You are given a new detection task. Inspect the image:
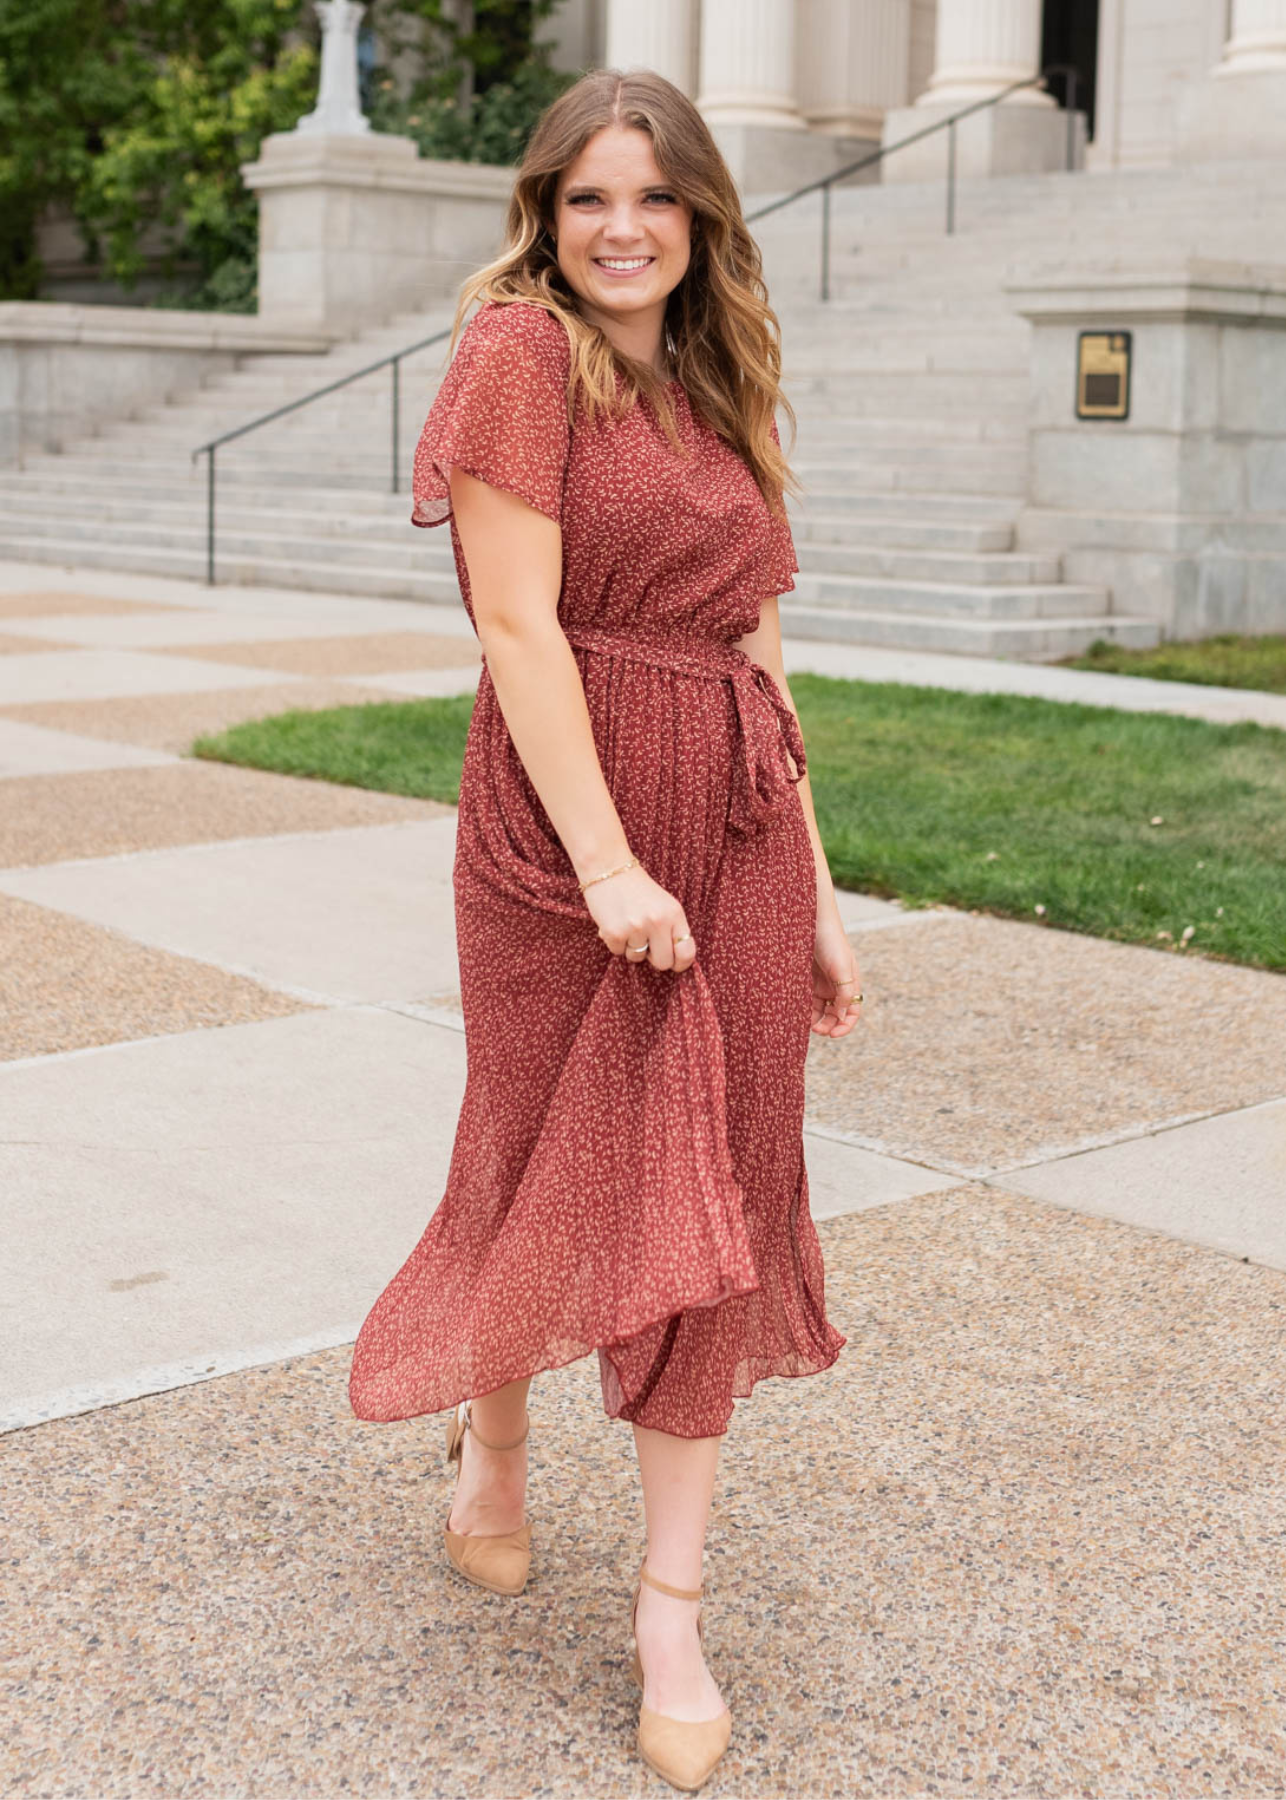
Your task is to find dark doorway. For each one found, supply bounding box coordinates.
[1042,0,1099,140]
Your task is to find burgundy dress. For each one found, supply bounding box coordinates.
[348,299,845,1439]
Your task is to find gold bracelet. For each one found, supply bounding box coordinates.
[577,854,637,893]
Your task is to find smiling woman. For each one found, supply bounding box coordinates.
[345,66,858,1795]
[554,141,693,368]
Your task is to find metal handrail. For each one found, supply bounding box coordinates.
[743,62,1082,300]
[192,62,1082,583]
[191,326,452,583]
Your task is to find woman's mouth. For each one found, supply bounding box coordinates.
[592,256,656,279]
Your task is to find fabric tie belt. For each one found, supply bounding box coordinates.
[559,621,807,838]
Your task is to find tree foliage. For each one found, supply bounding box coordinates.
[0,0,577,309]
[366,0,580,166]
[0,0,318,306]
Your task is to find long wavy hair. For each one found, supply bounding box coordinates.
[446,67,799,517]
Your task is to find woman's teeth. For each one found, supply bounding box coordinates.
[595,257,654,271]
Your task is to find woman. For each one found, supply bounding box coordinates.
[349,66,862,1794]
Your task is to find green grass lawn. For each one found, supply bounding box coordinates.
[194,676,1286,973]
[1058,632,1286,693]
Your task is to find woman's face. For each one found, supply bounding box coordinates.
[552,126,693,336]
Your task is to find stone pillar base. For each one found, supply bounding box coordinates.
[708,123,879,196]
[879,100,1084,182]
[242,131,515,334]
[1005,261,1286,640]
[1174,70,1286,162]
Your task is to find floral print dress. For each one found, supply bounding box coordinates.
[348,299,845,1438]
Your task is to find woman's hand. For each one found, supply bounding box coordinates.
[582,862,697,973]
[811,899,862,1037]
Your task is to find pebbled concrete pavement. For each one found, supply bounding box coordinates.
[1,561,1283,1799]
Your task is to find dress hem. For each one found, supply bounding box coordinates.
[347,1296,846,1436]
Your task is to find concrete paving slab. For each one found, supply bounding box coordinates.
[803,1124,963,1216]
[0,892,308,1062]
[9,611,439,650]
[0,763,441,869]
[806,912,1286,1175]
[0,560,476,639]
[3,1185,1284,1797]
[1001,1096,1286,1272]
[0,1008,465,1427]
[0,631,64,655]
[346,665,484,699]
[782,635,1286,731]
[0,648,297,706]
[0,680,405,753]
[155,630,483,676]
[0,717,175,778]
[0,591,184,619]
[833,887,958,932]
[0,818,461,1001]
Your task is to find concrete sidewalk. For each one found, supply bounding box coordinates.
[2,562,1284,1799]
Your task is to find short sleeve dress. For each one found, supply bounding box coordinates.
[348,299,845,1439]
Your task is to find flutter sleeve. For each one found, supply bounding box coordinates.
[411,302,572,530]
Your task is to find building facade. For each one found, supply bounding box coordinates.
[544,0,1286,187]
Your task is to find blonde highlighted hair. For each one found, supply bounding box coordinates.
[444,66,799,517]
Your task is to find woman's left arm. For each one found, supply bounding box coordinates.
[732,598,863,1039]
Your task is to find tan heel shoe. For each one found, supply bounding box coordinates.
[442,1399,531,1596]
[630,1560,732,1793]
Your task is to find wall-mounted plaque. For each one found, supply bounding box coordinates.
[1076,330,1131,420]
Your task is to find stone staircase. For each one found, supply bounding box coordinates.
[3,156,1284,659]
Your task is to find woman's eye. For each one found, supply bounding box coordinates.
[566,192,678,206]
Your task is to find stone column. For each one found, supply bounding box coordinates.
[799,0,911,145]
[1215,0,1286,73]
[881,0,1084,179]
[605,0,697,94]
[919,0,1052,105]
[696,0,867,192]
[697,0,803,128]
[1177,0,1286,157]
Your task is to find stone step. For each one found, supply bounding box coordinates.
[0,487,416,533]
[789,512,1014,552]
[0,511,448,574]
[790,571,1107,620]
[777,601,1162,662]
[5,459,1023,525]
[793,488,1020,522]
[0,533,462,603]
[791,458,1025,498]
[28,437,1030,502]
[786,413,1022,445]
[0,504,1053,594]
[0,530,1138,659]
[0,464,403,506]
[0,484,1023,561]
[801,541,1059,584]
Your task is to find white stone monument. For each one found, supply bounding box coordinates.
[295,0,371,137]
[242,0,513,332]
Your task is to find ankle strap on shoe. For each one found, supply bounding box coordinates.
[465,1403,529,1453]
[639,1561,703,1602]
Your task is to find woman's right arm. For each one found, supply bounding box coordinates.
[449,466,697,973]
